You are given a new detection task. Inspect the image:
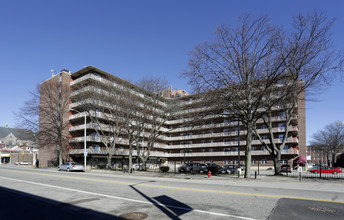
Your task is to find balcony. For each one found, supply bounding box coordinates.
[68,148,165,157]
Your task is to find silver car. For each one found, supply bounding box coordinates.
[57,162,85,172]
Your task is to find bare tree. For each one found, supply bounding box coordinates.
[311,121,344,166]
[14,84,40,146]
[253,12,342,175]
[16,73,71,166]
[77,79,136,169]
[40,77,71,165]
[134,77,178,171]
[183,14,283,178]
[183,12,342,177]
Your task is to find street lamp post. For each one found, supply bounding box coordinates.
[70,108,87,171]
[237,118,240,168]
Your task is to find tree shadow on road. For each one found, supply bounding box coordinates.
[129,184,193,220]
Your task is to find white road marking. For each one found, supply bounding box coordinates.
[0,175,259,220]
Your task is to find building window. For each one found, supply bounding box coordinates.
[261,159,267,164]
[224,160,230,165]
[94,109,100,117]
[252,159,256,164]
[279,123,286,131]
[261,124,267,129]
[279,112,286,120]
[224,148,231,153]
[252,147,256,151]
[224,129,230,135]
[92,132,99,141]
[224,139,230,144]
[209,148,213,152]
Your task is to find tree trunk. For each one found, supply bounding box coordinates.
[58,144,63,166]
[273,151,281,175]
[128,148,133,173]
[244,122,253,178]
[106,154,112,169]
[332,152,336,166]
[141,157,147,171]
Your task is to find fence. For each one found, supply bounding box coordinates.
[256,165,344,179]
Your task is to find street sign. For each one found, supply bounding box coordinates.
[84,152,88,157]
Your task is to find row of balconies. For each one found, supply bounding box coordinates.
[69,134,299,149]
[162,127,298,141]
[70,74,300,128]
[69,148,161,157]
[68,116,298,141]
[68,107,297,134]
[162,137,299,149]
[68,147,299,157]
[70,73,167,107]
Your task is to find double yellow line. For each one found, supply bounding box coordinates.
[1,168,343,204]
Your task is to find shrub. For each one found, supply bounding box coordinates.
[97,163,106,169]
[159,166,169,172]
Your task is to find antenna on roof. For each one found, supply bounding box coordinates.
[51,70,55,77]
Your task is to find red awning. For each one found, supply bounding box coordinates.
[296,156,307,164]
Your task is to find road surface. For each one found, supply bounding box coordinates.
[0,165,343,219]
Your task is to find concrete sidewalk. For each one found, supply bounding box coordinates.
[85,168,344,193]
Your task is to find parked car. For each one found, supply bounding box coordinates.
[280,164,291,172]
[221,165,242,174]
[198,163,209,173]
[178,163,193,173]
[57,162,85,172]
[309,166,342,174]
[15,161,32,165]
[207,163,222,174]
[178,163,208,173]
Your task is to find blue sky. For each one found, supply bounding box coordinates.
[0,0,343,145]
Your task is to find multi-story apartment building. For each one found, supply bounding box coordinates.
[306,145,328,165]
[39,66,306,168]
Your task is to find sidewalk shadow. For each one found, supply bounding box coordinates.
[0,186,120,220]
[130,184,193,220]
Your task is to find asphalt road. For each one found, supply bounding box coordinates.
[0,165,343,220]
